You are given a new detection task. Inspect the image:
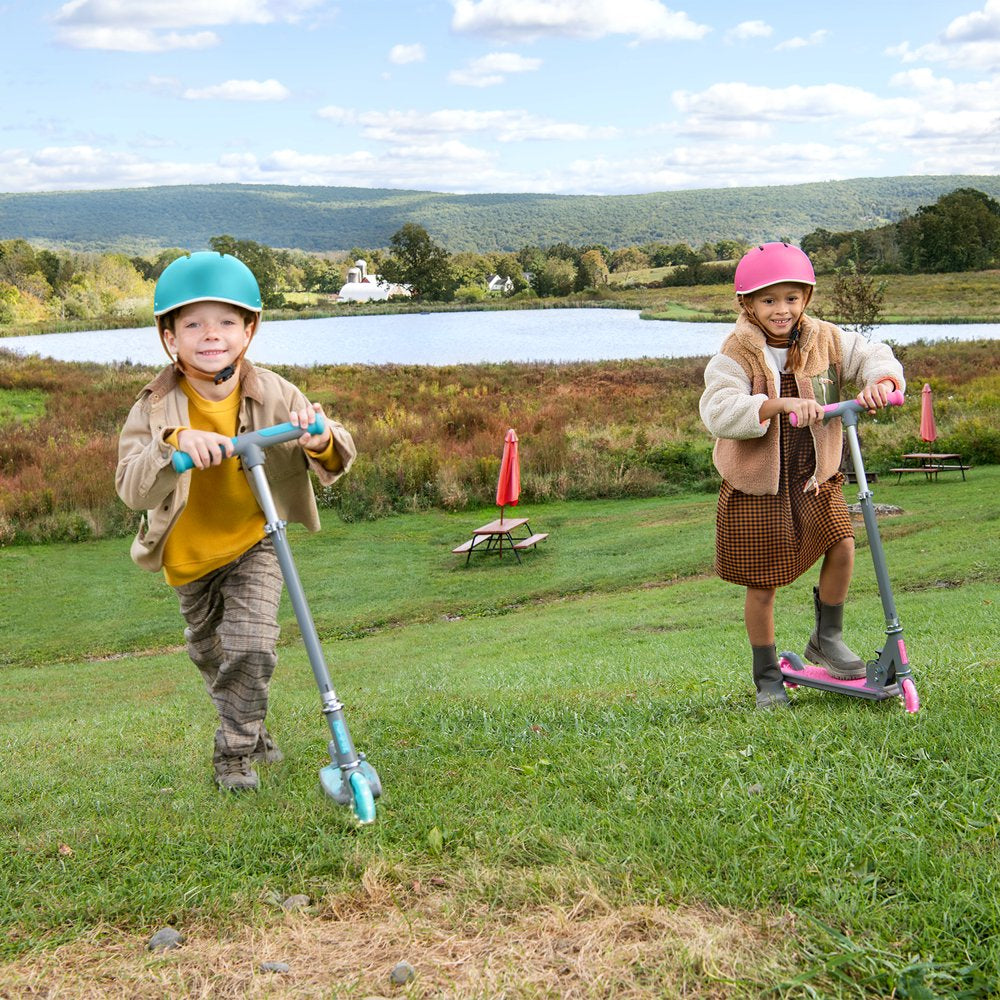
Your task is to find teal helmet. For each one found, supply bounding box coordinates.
[154,251,262,321]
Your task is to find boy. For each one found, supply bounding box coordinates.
[116,251,356,790]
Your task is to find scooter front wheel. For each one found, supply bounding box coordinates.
[350,770,376,824]
[901,677,920,714]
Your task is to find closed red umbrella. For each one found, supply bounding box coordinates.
[495,428,520,523]
[920,383,937,444]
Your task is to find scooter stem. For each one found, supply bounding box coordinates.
[243,449,363,774]
[841,413,900,630]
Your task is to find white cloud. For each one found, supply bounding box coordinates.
[774,29,828,51]
[724,20,771,44]
[672,118,774,141]
[389,43,426,64]
[229,142,501,190]
[673,81,889,125]
[317,105,355,124]
[553,140,875,194]
[182,79,292,100]
[4,127,995,196]
[52,0,326,49]
[317,106,617,143]
[53,0,321,26]
[450,0,710,43]
[448,52,542,87]
[887,67,1000,109]
[888,0,1000,68]
[888,67,941,92]
[943,0,1000,42]
[55,26,219,51]
[0,144,208,191]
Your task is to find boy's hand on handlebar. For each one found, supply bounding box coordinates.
[176,429,234,469]
[291,402,332,452]
[785,397,825,427]
[856,381,894,414]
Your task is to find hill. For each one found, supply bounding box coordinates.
[3,175,1000,255]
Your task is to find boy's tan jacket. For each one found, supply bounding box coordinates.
[699,312,904,496]
[116,362,356,572]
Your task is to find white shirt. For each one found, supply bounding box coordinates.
[765,344,789,374]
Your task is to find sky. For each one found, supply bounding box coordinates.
[2,0,999,196]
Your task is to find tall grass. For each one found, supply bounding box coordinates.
[2,339,1000,545]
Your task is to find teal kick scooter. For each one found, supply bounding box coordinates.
[173,415,382,822]
[780,390,920,713]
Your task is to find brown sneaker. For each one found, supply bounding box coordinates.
[251,728,284,765]
[214,754,259,792]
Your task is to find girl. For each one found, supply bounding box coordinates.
[699,243,904,708]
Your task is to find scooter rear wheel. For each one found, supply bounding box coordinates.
[901,677,920,714]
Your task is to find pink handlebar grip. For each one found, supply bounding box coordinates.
[789,389,904,427]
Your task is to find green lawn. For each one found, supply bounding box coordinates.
[3,473,999,997]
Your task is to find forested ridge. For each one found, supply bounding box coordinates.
[3,175,1000,254]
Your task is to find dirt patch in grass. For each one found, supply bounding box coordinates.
[3,891,792,999]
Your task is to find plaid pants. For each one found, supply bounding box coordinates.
[174,537,284,757]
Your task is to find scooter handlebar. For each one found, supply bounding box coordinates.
[171,414,326,473]
[789,389,904,427]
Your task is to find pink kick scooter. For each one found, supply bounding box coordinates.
[779,390,920,713]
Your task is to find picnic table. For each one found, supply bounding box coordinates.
[890,452,970,483]
[452,516,548,564]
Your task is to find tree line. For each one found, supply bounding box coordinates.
[1,188,998,327]
[802,188,1000,274]
[4,175,1000,254]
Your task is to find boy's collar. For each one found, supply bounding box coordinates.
[143,360,263,402]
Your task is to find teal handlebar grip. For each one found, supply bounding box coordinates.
[172,414,326,473]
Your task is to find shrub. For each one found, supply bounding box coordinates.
[946,417,1000,466]
[2,341,998,543]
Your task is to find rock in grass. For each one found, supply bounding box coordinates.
[260,961,291,973]
[390,961,415,985]
[281,894,310,911]
[147,927,184,952]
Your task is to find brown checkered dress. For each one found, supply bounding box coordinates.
[715,372,854,589]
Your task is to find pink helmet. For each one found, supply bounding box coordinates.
[734,242,815,295]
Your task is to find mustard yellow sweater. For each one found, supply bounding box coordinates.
[163,379,336,586]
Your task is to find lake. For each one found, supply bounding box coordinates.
[2,308,997,367]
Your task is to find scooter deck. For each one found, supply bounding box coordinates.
[779,657,901,701]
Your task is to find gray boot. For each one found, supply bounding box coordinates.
[213,732,259,791]
[213,750,259,791]
[251,725,284,764]
[803,587,866,679]
[753,644,790,709]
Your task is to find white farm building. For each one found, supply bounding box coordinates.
[337,259,410,302]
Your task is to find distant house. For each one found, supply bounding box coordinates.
[486,273,514,295]
[337,259,411,302]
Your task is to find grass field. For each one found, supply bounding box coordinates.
[3,467,999,997]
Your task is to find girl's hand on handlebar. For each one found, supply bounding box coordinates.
[292,402,332,452]
[176,429,234,469]
[785,397,825,427]
[856,380,895,414]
